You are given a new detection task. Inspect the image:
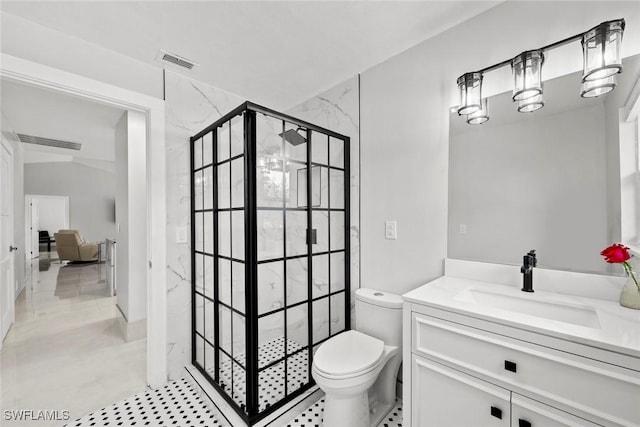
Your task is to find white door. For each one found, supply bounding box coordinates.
[1,140,15,345]
[30,198,39,259]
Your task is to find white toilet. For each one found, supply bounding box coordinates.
[312,288,403,427]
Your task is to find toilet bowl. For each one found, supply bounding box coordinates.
[311,289,403,427]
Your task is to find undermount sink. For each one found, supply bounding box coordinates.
[455,287,602,329]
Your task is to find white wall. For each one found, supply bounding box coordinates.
[24,162,115,243]
[115,110,147,323]
[358,1,640,295]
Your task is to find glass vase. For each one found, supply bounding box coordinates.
[619,275,640,309]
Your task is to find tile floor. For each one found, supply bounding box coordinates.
[67,377,403,427]
[286,397,403,427]
[1,252,147,427]
[64,378,219,427]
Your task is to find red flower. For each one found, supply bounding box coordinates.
[600,244,631,264]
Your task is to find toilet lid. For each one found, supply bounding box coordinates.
[314,330,384,377]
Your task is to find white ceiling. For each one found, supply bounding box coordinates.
[0,1,502,165]
[0,1,501,109]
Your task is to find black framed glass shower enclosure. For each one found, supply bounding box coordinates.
[190,102,350,424]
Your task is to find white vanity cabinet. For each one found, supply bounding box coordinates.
[403,304,640,427]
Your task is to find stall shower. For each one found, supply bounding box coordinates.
[190,102,350,424]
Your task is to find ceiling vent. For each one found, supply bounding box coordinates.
[157,50,197,70]
[17,133,81,151]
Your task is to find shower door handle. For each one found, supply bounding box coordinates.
[306,229,317,245]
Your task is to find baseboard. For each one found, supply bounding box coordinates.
[184,366,322,427]
[115,309,146,342]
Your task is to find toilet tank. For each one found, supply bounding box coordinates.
[355,288,403,347]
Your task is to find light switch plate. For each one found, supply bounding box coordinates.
[176,226,188,244]
[385,220,397,240]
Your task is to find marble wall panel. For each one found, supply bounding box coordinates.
[165,71,244,380]
[285,76,360,318]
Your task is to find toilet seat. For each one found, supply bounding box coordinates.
[313,330,384,379]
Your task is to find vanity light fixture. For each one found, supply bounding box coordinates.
[581,75,617,98]
[517,93,544,113]
[512,50,544,102]
[455,18,625,124]
[457,72,483,115]
[582,20,625,82]
[467,98,489,124]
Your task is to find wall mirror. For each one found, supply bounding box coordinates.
[448,54,639,275]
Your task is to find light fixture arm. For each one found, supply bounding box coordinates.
[475,30,588,75]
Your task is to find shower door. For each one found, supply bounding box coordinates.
[191,102,350,425]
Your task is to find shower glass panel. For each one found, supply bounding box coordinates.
[191,102,350,425]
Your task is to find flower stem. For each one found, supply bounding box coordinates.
[623,261,640,292]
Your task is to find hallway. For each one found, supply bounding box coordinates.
[1,252,146,426]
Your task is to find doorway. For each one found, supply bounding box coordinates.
[24,195,69,260]
[0,53,167,387]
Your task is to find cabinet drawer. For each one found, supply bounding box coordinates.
[512,394,600,427]
[413,313,640,427]
[412,355,510,427]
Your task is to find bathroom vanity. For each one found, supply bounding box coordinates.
[402,260,640,427]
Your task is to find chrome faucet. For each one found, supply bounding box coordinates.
[521,250,537,293]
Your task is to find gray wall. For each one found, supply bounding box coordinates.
[24,161,116,243]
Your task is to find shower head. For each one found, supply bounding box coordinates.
[279,128,307,146]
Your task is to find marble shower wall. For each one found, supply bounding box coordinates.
[165,71,244,380]
[285,75,361,317]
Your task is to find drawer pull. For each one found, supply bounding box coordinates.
[519,419,532,427]
[504,360,517,372]
[490,406,502,419]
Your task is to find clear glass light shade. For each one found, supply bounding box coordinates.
[467,98,489,124]
[581,75,616,98]
[457,72,483,115]
[511,50,544,101]
[517,94,544,113]
[582,19,625,81]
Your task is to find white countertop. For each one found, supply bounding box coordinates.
[403,276,640,359]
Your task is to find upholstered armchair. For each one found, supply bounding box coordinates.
[54,230,99,262]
